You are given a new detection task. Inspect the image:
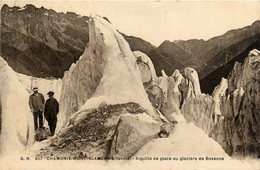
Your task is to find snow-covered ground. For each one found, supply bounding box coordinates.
[132,114,259,169]
[1,116,259,170]
[135,114,227,157]
[1,114,257,170]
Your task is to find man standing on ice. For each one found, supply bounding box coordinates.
[29,87,45,130]
[44,91,59,136]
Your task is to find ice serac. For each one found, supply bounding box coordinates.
[152,69,183,121]
[17,74,62,101]
[133,51,157,83]
[36,16,166,159]
[212,78,228,117]
[179,49,260,157]
[58,16,160,132]
[0,57,34,156]
[141,66,184,123]
[180,68,216,133]
[184,67,201,97]
[133,50,181,121]
[214,49,260,157]
[150,50,259,157]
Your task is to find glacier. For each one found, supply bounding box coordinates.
[0,15,259,170]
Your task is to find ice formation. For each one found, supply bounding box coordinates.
[0,57,34,156]
[17,73,62,101]
[58,16,160,132]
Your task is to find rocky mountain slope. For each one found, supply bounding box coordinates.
[2,4,260,95]
[158,21,260,93]
[1,4,89,78]
[1,4,155,79]
[200,39,260,94]
[121,33,185,76]
[159,21,260,74]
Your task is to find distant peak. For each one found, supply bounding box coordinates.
[1,4,9,11]
[66,11,77,16]
[252,20,260,26]
[160,40,172,45]
[1,4,9,8]
[164,40,172,43]
[173,40,182,43]
[24,4,37,9]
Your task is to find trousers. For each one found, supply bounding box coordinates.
[47,117,57,136]
[33,111,43,130]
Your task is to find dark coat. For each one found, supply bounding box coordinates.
[44,98,59,120]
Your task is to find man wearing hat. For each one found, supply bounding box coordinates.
[29,87,45,130]
[44,91,59,136]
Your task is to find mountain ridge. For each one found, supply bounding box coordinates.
[1,4,260,94]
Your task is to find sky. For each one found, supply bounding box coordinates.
[2,0,260,46]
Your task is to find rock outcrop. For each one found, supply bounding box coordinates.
[39,103,153,158]
[109,113,162,158]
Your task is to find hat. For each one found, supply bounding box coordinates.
[33,87,38,91]
[47,91,54,96]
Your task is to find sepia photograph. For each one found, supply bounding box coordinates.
[0,0,259,169]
